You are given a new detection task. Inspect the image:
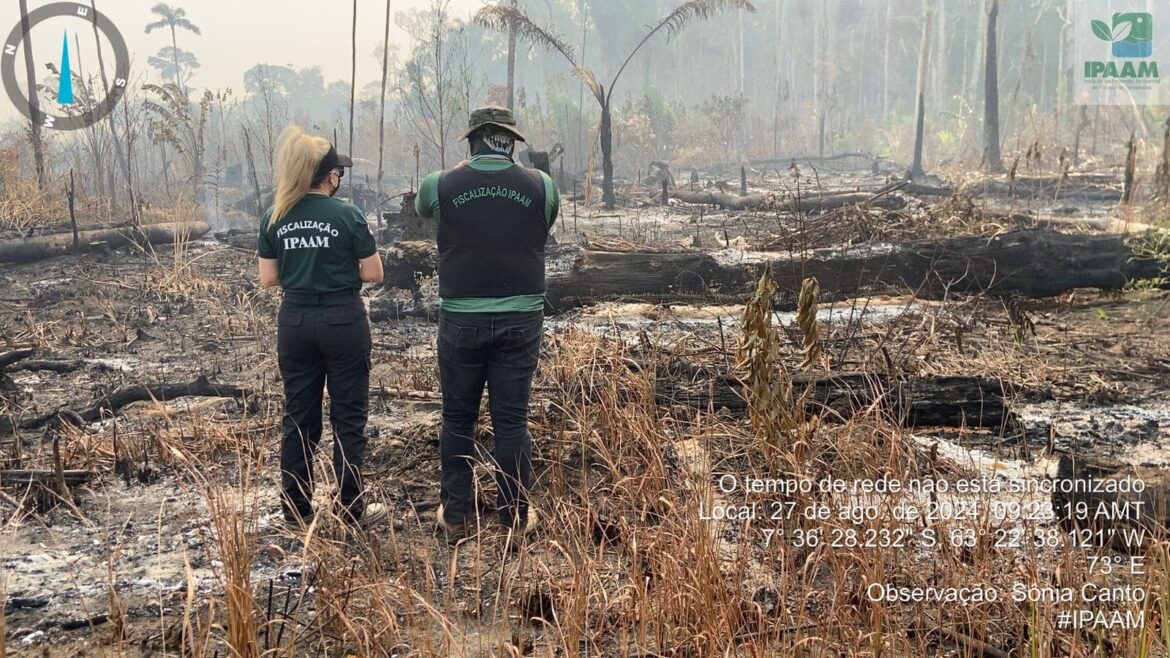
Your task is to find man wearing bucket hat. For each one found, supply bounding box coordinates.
[415,105,559,541]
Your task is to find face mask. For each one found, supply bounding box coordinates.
[329,171,341,197]
[471,131,516,157]
[485,132,515,155]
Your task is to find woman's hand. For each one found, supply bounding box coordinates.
[258,258,280,288]
[359,253,384,284]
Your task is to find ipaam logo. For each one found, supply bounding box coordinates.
[1093,12,1153,58]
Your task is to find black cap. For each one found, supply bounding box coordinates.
[314,144,354,179]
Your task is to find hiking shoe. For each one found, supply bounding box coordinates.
[282,514,314,532]
[519,506,538,535]
[436,503,473,544]
[504,507,538,537]
[500,507,538,552]
[281,502,319,532]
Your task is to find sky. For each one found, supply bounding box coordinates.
[0,0,484,124]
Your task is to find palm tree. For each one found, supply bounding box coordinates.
[144,3,201,92]
[18,0,46,187]
[478,0,756,210]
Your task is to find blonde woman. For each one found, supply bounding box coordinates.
[257,126,386,530]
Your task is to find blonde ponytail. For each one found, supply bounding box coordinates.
[269,125,331,229]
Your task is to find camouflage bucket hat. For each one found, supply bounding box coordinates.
[461,105,526,142]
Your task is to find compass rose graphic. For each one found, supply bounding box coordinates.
[2,2,130,131]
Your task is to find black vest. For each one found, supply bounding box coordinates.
[437,162,548,298]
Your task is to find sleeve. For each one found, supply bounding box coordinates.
[349,206,378,259]
[541,171,559,228]
[257,208,277,258]
[415,171,442,221]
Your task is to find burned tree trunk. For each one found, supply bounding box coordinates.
[380,229,1165,313]
[1156,115,1170,202]
[672,190,906,212]
[601,99,616,210]
[657,372,1015,430]
[548,230,1163,310]
[0,221,210,264]
[242,127,264,217]
[1123,133,1138,205]
[18,0,46,188]
[983,0,1004,174]
[909,0,937,179]
[5,376,251,434]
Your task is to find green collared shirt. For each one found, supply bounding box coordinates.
[416,155,559,313]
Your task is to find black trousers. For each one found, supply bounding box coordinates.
[277,293,372,523]
[437,309,543,528]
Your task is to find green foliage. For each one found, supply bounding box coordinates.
[1125,228,1170,290]
[613,91,677,170]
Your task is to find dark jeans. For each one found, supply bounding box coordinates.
[438,309,543,528]
[277,292,372,523]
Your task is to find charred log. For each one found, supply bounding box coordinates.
[379,230,1165,313]
[656,372,1014,429]
[0,221,211,264]
[672,190,907,212]
[2,376,251,433]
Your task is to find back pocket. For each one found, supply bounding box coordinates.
[324,306,365,326]
[278,309,304,327]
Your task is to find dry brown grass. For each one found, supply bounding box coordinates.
[0,149,66,236]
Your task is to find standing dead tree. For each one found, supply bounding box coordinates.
[349,0,358,157]
[376,0,393,228]
[909,0,937,179]
[983,0,1004,174]
[397,0,466,169]
[506,0,518,110]
[477,0,757,211]
[1155,115,1170,203]
[241,125,263,217]
[18,0,47,188]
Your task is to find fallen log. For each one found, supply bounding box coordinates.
[656,372,1014,429]
[958,176,1121,203]
[379,229,1166,312]
[2,376,251,433]
[0,221,211,264]
[672,190,906,212]
[0,349,35,370]
[0,469,95,487]
[702,153,890,172]
[899,181,955,197]
[382,241,438,290]
[7,359,85,374]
